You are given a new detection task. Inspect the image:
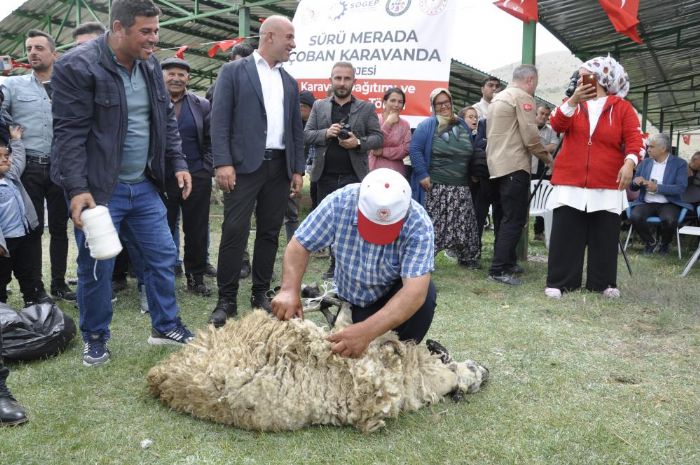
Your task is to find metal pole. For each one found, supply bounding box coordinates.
[641,89,649,132]
[239,6,251,39]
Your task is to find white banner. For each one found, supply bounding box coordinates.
[286,0,457,126]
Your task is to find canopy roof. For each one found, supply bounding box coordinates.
[537,0,700,134]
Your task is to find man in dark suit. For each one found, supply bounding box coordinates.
[209,15,305,327]
[630,133,691,255]
[304,61,383,279]
[161,57,213,297]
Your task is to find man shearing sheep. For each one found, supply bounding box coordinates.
[271,168,437,358]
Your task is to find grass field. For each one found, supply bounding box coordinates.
[1,199,698,465]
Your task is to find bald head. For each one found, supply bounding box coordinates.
[257,15,295,65]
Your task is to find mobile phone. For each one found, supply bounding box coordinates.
[582,73,598,88]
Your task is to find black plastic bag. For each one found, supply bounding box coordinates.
[0,302,76,361]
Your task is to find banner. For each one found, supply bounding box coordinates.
[493,0,538,23]
[287,0,457,126]
[598,0,643,44]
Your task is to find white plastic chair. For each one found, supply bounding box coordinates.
[530,180,555,248]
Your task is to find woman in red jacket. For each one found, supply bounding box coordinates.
[545,55,642,299]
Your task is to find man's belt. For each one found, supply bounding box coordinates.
[263,149,285,160]
[26,153,51,165]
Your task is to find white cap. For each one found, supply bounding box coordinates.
[357,168,411,245]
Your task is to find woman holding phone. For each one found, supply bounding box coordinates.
[369,87,411,177]
[544,55,643,299]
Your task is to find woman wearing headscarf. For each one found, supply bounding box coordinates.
[409,88,480,268]
[369,87,411,177]
[545,55,643,299]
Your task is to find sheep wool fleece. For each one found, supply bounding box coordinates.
[147,310,488,432]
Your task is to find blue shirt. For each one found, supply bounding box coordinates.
[0,73,53,155]
[295,184,434,307]
[0,178,28,238]
[115,61,151,183]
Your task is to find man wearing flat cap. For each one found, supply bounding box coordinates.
[161,57,213,296]
[271,168,437,358]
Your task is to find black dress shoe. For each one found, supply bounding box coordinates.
[487,273,522,286]
[250,292,272,313]
[239,259,251,280]
[0,374,28,427]
[51,282,77,301]
[205,263,217,277]
[508,264,524,275]
[174,264,184,276]
[208,299,237,328]
[186,273,211,297]
[24,290,55,307]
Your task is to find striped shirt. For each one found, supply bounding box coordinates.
[295,184,434,307]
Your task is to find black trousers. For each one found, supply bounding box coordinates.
[217,158,289,300]
[547,206,620,292]
[164,170,212,276]
[316,173,359,205]
[351,280,436,343]
[629,202,681,245]
[21,162,69,286]
[0,232,42,303]
[489,170,530,275]
[469,176,494,255]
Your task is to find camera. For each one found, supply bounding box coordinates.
[337,118,352,140]
[565,70,580,98]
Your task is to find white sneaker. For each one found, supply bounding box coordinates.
[544,287,562,299]
[139,284,150,314]
[602,287,621,299]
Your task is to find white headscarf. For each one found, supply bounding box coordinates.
[582,54,630,98]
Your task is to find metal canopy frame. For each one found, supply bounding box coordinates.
[536,0,700,138]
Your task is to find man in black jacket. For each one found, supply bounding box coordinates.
[51,0,194,366]
[161,57,212,297]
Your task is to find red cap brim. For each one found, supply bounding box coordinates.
[357,210,404,245]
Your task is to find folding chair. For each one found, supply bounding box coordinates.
[679,205,700,277]
[624,206,688,259]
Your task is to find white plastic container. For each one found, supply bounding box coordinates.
[80,206,123,260]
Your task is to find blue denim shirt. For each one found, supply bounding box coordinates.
[0,178,27,238]
[1,73,53,155]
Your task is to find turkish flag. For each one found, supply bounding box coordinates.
[683,134,691,145]
[494,0,538,23]
[207,38,245,58]
[174,45,188,60]
[598,0,643,44]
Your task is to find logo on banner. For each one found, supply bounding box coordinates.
[419,0,447,15]
[386,0,411,16]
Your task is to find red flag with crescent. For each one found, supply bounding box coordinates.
[493,0,538,23]
[598,0,643,44]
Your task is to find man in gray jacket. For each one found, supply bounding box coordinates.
[304,61,383,278]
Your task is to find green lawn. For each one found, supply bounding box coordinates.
[1,202,698,465]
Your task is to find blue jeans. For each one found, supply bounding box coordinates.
[74,181,181,342]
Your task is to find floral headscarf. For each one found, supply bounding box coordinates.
[581,54,630,98]
[429,87,456,133]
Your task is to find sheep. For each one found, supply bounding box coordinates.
[147,309,488,433]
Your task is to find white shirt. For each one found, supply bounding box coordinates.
[645,157,669,204]
[253,50,285,150]
[472,98,490,119]
[551,97,638,215]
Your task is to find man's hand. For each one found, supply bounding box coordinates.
[215,165,236,193]
[271,289,304,321]
[326,123,342,139]
[632,176,646,187]
[617,159,636,191]
[419,176,431,192]
[0,245,7,257]
[70,192,97,229]
[327,323,373,358]
[646,179,658,193]
[175,171,192,200]
[372,148,384,158]
[339,132,360,150]
[290,173,303,198]
[9,125,23,140]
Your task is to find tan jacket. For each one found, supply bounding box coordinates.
[486,86,550,178]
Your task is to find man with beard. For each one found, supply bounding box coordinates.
[304,62,383,279]
[1,30,75,304]
[208,15,305,327]
[50,0,195,366]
